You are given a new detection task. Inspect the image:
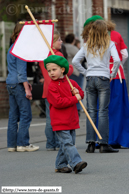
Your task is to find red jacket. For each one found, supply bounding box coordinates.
[39,49,73,98]
[47,76,84,131]
[110,31,127,79]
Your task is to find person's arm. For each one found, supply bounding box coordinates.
[23,82,32,100]
[120,49,128,65]
[110,43,120,78]
[16,58,32,99]
[119,34,128,65]
[17,58,28,83]
[72,46,87,76]
[47,85,79,109]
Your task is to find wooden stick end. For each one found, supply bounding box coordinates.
[25,5,28,9]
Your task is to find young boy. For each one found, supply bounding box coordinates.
[44,55,87,174]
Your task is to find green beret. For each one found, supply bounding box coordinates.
[44,55,69,74]
[83,15,104,27]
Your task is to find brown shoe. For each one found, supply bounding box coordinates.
[55,167,72,173]
[74,161,87,174]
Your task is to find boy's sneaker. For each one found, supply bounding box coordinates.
[74,161,87,174]
[55,167,72,173]
[17,144,39,152]
[8,148,16,152]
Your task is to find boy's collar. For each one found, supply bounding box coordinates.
[59,75,64,79]
[52,76,66,82]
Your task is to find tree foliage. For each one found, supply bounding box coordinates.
[0,0,51,22]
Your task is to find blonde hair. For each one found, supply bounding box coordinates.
[86,20,110,59]
[81,20,115,42]
[106,20,116,32]
[81,22,93,41]
[53,30,60,43]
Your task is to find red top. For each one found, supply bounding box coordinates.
[39,49,73,98]
[110,31,127,79]
[47,76,84,131]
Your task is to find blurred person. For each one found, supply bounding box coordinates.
[74,39,85,115]
[65,34,85,116]
[74,39,81,49]
[6,22,39,152]
[64,34,79,76]
[107,20,129,148]
[60,43,68,59]
[32,62,46,118]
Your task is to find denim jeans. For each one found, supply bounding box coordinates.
[86,76,110,144]
[45,99,59,149]
[55,130,82,170]
[6,84,32,147]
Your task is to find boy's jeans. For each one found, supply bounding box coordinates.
[45,99,59,149]
[55,130,82,170]
[7,84,32,147]
[86,76,110,144]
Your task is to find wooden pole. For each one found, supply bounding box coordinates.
[25,5,102,140]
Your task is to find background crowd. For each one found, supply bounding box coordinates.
[6,15,129,160]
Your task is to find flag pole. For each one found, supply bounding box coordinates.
[19,19,58,24]
[25,5,102,140]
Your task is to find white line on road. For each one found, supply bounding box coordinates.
[0,119,86,130]
[0,127,7,130]
[30,123,46,127]
[0,123,46,130]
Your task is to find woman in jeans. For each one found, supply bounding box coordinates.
[6,22,39,152]
[72,20,120,153]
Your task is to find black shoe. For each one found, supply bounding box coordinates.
[95,144,100,149]
[86,142,95,153]
[109,144,121,149]
[99,144,119,153]
[74,161,87,174]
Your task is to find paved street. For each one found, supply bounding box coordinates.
[0,112,86,149]
[0,113,129,194]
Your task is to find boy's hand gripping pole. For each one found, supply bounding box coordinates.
[25,5,102,140]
